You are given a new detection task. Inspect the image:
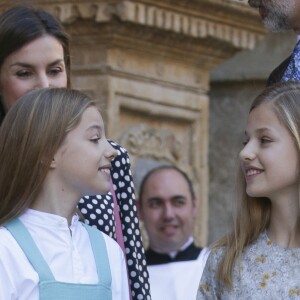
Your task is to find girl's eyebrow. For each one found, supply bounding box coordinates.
[255,127,273,134]
[245,127,273,135]
[86,125,102,133]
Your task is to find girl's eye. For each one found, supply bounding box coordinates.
[261,137,272,144]
[90,137,101,143]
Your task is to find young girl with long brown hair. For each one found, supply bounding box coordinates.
[0,88,129,300]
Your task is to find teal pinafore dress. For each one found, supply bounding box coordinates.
[4,218,112,300]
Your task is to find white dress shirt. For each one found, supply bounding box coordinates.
[0,209,129,300]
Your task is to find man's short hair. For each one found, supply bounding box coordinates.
[138,165,195,205]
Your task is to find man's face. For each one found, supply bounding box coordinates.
[248,0,297,32]
[138,169,197,253]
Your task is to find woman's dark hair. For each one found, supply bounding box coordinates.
[0,5,71,123]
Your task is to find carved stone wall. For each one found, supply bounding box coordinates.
[0,0,266,246]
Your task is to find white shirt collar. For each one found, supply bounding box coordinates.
[19,208,79,230]
[150,236,194,259]
[168,236,194,259]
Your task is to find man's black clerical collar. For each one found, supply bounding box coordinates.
[145,243,202,265]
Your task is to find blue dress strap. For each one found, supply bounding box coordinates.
[4,218,112,288]
[4,218,55,281]
[82,223,112,287]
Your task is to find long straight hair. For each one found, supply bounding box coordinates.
[215,81,300,288]
[0,88,96,225]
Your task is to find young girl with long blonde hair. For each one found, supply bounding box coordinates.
[198,81,300,299]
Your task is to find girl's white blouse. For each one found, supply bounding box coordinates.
[0,209,129,300]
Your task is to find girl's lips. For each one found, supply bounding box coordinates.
[98,167,111,180]
[98,167,111,173]
[244,167,264,181]
[246,168,263,176]
[98,164,112,172]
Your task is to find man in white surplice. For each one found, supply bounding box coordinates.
[137,166,210,300]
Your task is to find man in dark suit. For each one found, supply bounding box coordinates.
[248,0,300,85]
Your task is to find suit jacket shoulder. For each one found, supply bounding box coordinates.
[267,55,291,86]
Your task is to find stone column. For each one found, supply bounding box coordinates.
[0,0,265,245]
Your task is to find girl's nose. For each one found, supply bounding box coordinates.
[239,143,256,162]
[105,141,118,162]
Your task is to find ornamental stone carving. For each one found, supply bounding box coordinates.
[119,124,182,165]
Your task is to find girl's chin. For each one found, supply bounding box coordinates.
[97,184,111,195]
[246,191,267,199]
[83,185,111,197]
